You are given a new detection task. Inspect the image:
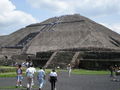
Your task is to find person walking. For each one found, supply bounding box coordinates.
[109,65,114,77]
[31,65,36,86]
[49,69,57,90]
[16,64,23,87]
[37,67,46,90]
[67,64,72,77]
[26,64,36,90]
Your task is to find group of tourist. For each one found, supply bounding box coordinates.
[109,65,120,81]
[16,64,58,90]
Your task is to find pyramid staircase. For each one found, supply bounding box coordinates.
[46,51,75,68]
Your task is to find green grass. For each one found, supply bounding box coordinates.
[0,66,26,77]
[0,66,110,77]
[72,69,110,75]
[0,72,26,77]
[0,66,16,68]
[0,67,57,77]
[0,68,61,77]
[0,66,26,73]
[0,86,19,89]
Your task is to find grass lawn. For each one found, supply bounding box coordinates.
[0,66,26,77]
[0,72,27,77]
[0,66,110,77]
[0,86,21,89]
[72,69,110,75]
[0,66,16,68]
[0,66,54,77]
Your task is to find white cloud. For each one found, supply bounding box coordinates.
[0,0,37,35]
[27,0,120,16]
[27,0,75,14]
[0,0,15,14]
[27,0,120,34]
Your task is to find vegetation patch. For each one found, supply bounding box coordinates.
[0,66,26,77]
[0,66,26,73]
[0,72,26,77]
[0,66,110,78]
[72,69,110,75]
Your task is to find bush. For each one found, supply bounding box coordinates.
[0,58,15,66]
[0,68,16,73]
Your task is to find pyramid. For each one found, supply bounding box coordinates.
[1,14,120,54]
[0,14,120,69]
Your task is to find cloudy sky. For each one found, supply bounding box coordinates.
[0,0,120,35]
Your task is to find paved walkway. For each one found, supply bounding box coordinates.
[0,72,120,90]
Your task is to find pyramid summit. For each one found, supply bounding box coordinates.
[0,14,120,69]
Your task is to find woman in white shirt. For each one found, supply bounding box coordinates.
[49,69,57,90]
[26,65,36,90]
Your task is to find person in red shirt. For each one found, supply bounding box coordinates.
[16,64,23,87]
